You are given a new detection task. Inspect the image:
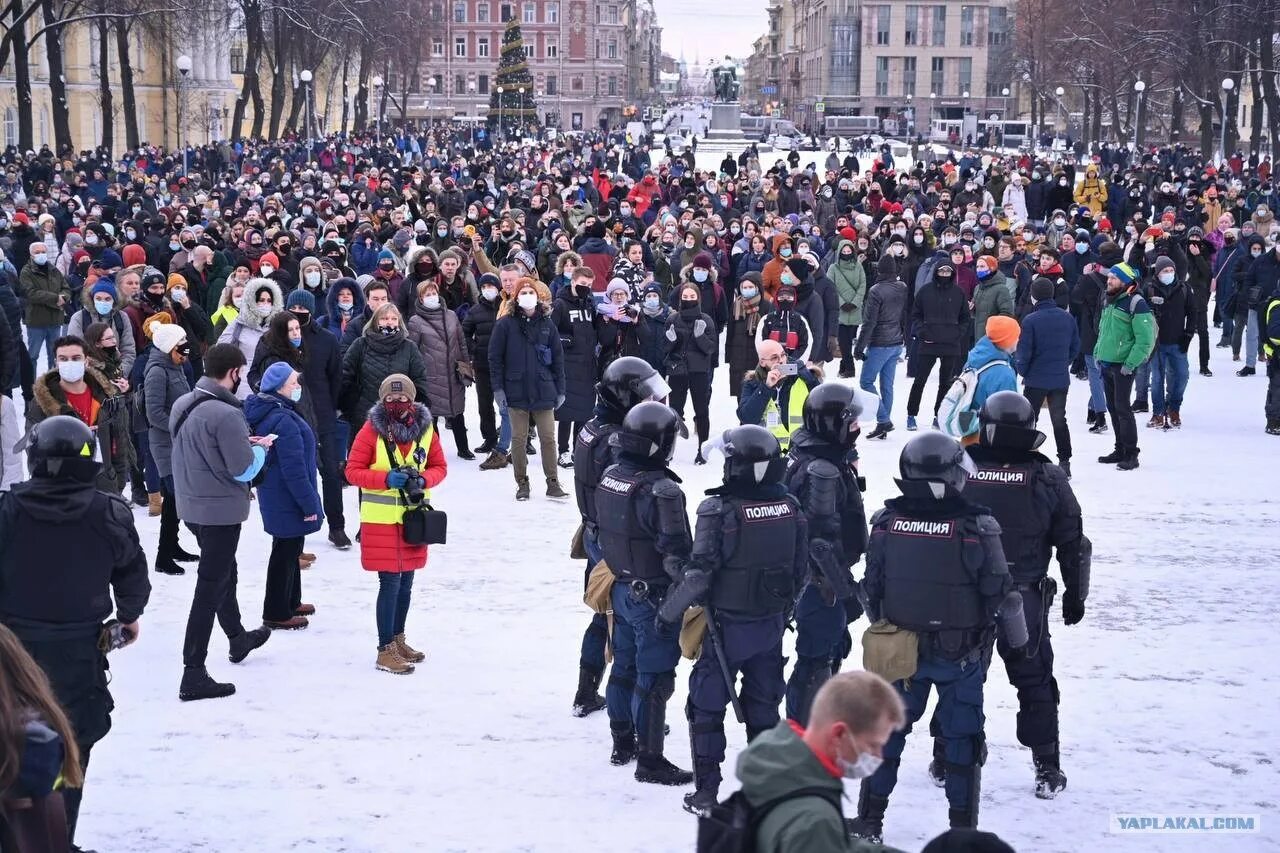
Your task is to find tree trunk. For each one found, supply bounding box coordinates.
[41,0,73,154]
[353,42,371,130]
[1168,88,1183,145]
[11,0,33,149]
[379,59,390,130]
[286,81,305,134]
[115,21,139,150]
[232,0,264,142]
[95,3,113,152]
[1089,87,1101,146]
[339,51,351,134]
[1249,51,1264,156]
[1198,95,1215,158]
[1259,8,1280,159]
[266,9,287,139]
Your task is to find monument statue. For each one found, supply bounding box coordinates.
[711,56,740,103]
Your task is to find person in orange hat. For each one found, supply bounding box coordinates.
[951,315,1021,444]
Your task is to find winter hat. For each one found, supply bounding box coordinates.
[642,282,664,298]
[1074,228,1091,242]
[377,248,395,264]
[692,252,714,270]
[512,249,537,273]
[286,289,316,314]
[886,233,906,247]
[12,211,28,226]
[151,323,186,354]
[838,226,858,242]
[935,262,956,280]
[392,228,413,251]
[378,373,416,401]
[1030,277,1056,303]
[605,278,631,298]
[1097,217,1113,232]
[986,316,1021,350]
[1153,255,1176,275]
[975,255,997,276]
[477,272,500,290]
[1108,262,1139,284]
[121,244,147,267]
[785,257,810,281]
[98,249,123,269]
[1140,226,1165,242]
[89,280,118,302]
[260,361,295,393]
[775,284,797,302]
[166,273,188,291]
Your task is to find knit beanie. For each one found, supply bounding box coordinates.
[986,316,1021,350]
[286,289,316,314]
[378,373,416,401]
[151,323,186,354]
[1108,262,1138,284]
[89,280,118,302]
[260,361,295,393]
[166,273,187,292]
[98,249,123,269]
[692,252,714,270]
[1030,277,1056,303]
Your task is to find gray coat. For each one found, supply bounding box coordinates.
[169,377,256,526]
[143,346,192,478]
[855,277,908,351]
[407,304,467,418]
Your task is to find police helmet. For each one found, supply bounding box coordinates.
[898,432,975,498]
[718,424,785,485]
[978,391,1046,451]
[802,383,863,447]
[610,401,681,464]
[20,415,101,482]
[597,356,670,413]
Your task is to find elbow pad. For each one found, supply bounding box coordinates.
[652,479,691,544]
[1074,535,1092,602]
[805,461,841,525]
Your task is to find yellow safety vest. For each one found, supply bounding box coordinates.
[1265,299,1280,359]
[762,379,809,451]
[359,425,434,525]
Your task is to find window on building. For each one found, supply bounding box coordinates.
[500,3,512,21]
[931,55,944,94]
[607,76,617,95]
[478,74,490,94]
[986,80,1008,98]
[875,56,889,96]
[410,71,421,92]
[875,5,890,45]
[429,2,443,21]
[478,37,490,57]
[230,44,245,74]
[546,74,558,95]
[903,56,916,96]
[3,108,15,149]
[477,1,489,21]
[547,2,558,22]
[455,74,466,94]
[432,37,444,57]
[572,76,584,92]
[607,4,618,24]
[524,44,535,59]
[904,4,918,45]
[455,36,467,57]
[960,6,974,46]
[607,38,617,59]
[545,38,558,59]
[434,76,444,94]
[931,5,946,46]
[454,1,466,22]
[988,7,1008,45]
[958,57,972,95]
[523,1,535,23]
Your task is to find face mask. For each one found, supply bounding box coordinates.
[1252,249,1263,258]
[288,386,303,402]
[32,254,47,265]
[517,292,538,310]
[893,229,907,238]
[1059,179,1069,187]
[171,288,186,302]
[942,236,957,248]
[57,360,86,383]
[778,297,794,308]
[183,239,197,250]
[422,295,441,310]
[693,269,708,283]
[482,286,499,301]
[256,301,273,316]
[260,264,275,275]
[839,250,854,260]
[1158,271,1176,285]
[1022,231,1034,241]
[983,238,995,249]
[101,345,118,357]
[977,268,992,281]
[620,207,631,217]
[170,241,181,251]
[175,342,192,358]
[779,247,792,258]
[304,271,322,288]
[378,325,397,336]
[337,298,354,312]
[289,336,303,349]
[1075,243,1088,254]
[85,234,99,246]
[384,399,414,421]
[837,743,883,780]
[1054,218,1065,226]
[644,295,660,309]
[94,300,113,316]
[126,229,137,241]
[740,286,758,299]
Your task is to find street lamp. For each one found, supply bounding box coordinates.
[1221,77,1235,164]
[497,85,505,140]
[299,69,313,145]
[176,54,192,176]
[427,76,437,124]
[519,86,526,137]
[468,81,477,145]
[1054,86,1065,144]
[1132,80,1145,150]
[372,74,384,143]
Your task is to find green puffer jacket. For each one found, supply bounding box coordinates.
[1094,286,1157,371]
[972,271,1015,337]
[829,239,867,326]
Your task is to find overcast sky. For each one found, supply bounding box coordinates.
[652,0,768,63]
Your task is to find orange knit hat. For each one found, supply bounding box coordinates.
[986,316,1021,350]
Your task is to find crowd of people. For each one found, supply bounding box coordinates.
[0,122,1275,851]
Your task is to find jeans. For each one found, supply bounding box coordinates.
[907,353,960,418]
[1149,343,1189,415]
[497,395,512,453]
[1134,359,1151,405]
[510,407,557,483]
[375,570,415,648]
[25,324,61,373]
[133,429,160,492]
[1024,387,1072,461]
[263,535,304,622]
[1101,363,1138,457]
[860,344,902,424]
[182,523,247,668]
[1232,309,1260,367]
[1083,354,1106,415]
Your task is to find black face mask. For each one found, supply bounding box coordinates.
[182,240,197,250]
[230,370,242,396]
[292,311,311,327]
[175,342,192,358]
[145,290,165,306]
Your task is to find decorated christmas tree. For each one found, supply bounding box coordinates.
[489,15,538,137]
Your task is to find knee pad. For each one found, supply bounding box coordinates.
[650,671,676,704]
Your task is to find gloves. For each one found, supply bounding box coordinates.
[556,394,566,410]
[665,325,678,342]
[841,302,855,311]
[386,470,410,489]
[494,389,507,409]
[693,318,707,338]
[1120,364,1134,376]
[854,349,867,361]
[1062,592,1086,626]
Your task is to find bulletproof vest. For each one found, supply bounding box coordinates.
[710,494,801,617]
[572,418,618,527]
[878,511,985,634]
[965,459,1052,583]
[595,465,668,583]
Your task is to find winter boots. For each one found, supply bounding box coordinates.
[1117,450,1140,471]
[927,738,947,787]
[609,722,636,765]
[264,616,309,630]
[1033,751,1068,799]
[1058,459,1072,479]
[1097,449,1124,464]
[866,422,894,440]
[479,450,510,470]
[328,529,352,550]
[515,477,531,501]
[228,627,271,664]
[572,666,606,717]
[179,667,236,701]
[295,603,316,616]
[1130,399,1149,413]
[147,492,163,517]
[1088,412,1108,434]
[1167,410,1182,428]
[376,644,415,674]
[1267,419,1280,435]
[847,787,889,844]
[682,764,722,816]
[392,633,425,663]
[546,478,569,499]
[633,678,693,786]
[1238,365,1256,376]
[154,558,186,576]
[1147,414,1166,429]
[635,752,694,786]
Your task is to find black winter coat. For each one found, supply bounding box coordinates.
[551,289,602,422]
[664,305,718,376]
[339,327,430,428]
[461,294,500,370]
[1143,278,1196,348]
[488,306,566,411]
[912,279,971,356]
[725,299,771,397]
[1071,270,1107,354]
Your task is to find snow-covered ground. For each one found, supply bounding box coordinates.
[75,335,1280,853]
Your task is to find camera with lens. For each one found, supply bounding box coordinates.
[394,465,427,504]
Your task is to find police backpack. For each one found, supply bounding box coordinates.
[696,787,842,853]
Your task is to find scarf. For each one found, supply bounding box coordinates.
[733,293,762,335]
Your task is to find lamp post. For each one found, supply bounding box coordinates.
[905,93,912,136]
[426,76,437,124]
[928,91,936,138]
[497,85,505,140]
[299,69,314,146]
[1000,87,1010,147]
[468,81,477,146]
[176,54,192,176]
[372,74,384,143]
[1132,80,1145,150]
[519,86,526,138]
[1221,77,1234,164]
[1054,85,1065,145]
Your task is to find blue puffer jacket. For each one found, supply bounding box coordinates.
[243,392,324,538]
[963,336,1019,412]
[1016,300,1081,390]
[488,304,565,411]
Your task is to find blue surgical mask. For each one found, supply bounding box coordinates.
[289,386,303,401]
[740,286,758,299]
[32,254,47,265]
[94,300,113,315]
[692,269,708,282]
[644,295,660,309]
[289,337,303,348]
[1075,242,1088,254]
[1158,271,1176,285]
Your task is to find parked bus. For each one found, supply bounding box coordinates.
[979,119,1031,149]
[824,115,882,135]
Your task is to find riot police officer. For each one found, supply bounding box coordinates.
[0,416,151,847]
[924,391,1089,799]
[595,401,695,785]
[781,383,868,725]
[658,425,808,815]
[852,432,1026,839]
[571,357,671,718]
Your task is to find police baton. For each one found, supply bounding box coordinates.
[703,605,745,724]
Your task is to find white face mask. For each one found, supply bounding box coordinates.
[482,286,499,301]
[1158,271,1175,285]
[422,294,441,309]
[837,735,883,780]
[517,292,538,310]
[256,302,273,316]
[57,360,86,383]
[304,270,321,287]
[260,263,274,275]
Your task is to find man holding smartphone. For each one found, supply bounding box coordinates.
[736,339,823,452]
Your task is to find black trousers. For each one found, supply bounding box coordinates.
[474,366,498,446]
[432,414,470,455]
[669,371,712,445]
[1191,305,1211,371]
[183,523,247,668]
[1101,363,1138,458]
[838,323,858,374]
[906,354,960,417]
[557,420,584,454]
[315,429,346,533]
[158,475,181,561]
[263,535,304,622]
[1024,387,1072,462]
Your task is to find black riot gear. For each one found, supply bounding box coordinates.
[22,415,100,482]
[597,356,670,412]
[978,391,1046,452]
[717,425,786,486]
[802,383,863,448]
[898,432,976,498]
[610,401,681,464]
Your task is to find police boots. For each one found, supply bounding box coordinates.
[927,737,947,787]
[847,785,888,844]
[572,665,606,718]
[635,751,694,786]
[682,763,721,816]
[1033,749,1068,799]
[609,721,636,765]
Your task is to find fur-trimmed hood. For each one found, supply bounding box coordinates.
[679,261,719,287]
[555,250,582,276]
[404,244,439,271]
[236,277,284,331]
[32,364,117,417]
[367,400,433,445]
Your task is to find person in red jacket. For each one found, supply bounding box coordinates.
[344,373,448,674]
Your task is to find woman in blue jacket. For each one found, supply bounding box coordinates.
[244,362,324,630]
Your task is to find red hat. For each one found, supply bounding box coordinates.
[72,249,90,265]
[975,255,997,275]
[122,244,147,267]
[1098,217,1112,231]
[1160,210,1176,224]
[12,211,28,226]
[838,226,857,242]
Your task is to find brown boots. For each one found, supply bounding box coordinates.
[376,635,425,674]
[148,492,162,517]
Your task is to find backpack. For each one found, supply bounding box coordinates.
[1131,292,1158,342]
[696,787,842,853]
[132,364,161,425]
[937,360,1005,438]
